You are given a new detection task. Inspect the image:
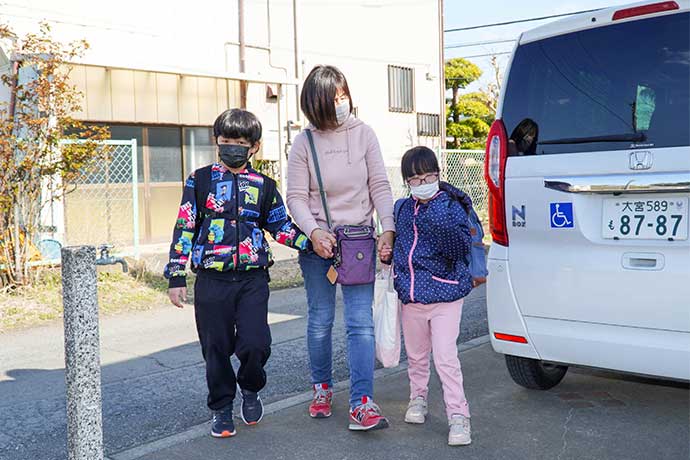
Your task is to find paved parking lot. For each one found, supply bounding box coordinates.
[125,340,690,460]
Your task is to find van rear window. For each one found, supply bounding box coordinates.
[502,12,689,156]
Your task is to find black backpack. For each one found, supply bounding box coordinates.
[192,165,277,231]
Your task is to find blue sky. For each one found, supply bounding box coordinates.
[444,0,636,93]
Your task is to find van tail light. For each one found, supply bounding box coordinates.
[494,332,528,344]
[612,1,679,20]
[484,119,509,246]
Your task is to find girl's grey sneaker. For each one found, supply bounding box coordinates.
[240,389,264,425]
[404,396,428,424]
[211,404,236,438]
[448,414,471,446]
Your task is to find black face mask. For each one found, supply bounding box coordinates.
[218,144,251,168]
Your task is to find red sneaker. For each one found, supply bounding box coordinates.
[348,396,389,431]
[309,383,333,418]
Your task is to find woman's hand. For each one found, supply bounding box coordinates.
[472,277,487,288]
[310,228,336,259]
[377,230,395,264]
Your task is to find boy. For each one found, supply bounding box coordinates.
[164,109,310,438]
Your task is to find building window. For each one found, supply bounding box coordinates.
[183,127,216,177]
[147,127,183,183]
[388,65,414,113]
[417,113,440,137]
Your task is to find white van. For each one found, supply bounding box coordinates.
[484,0,690,389]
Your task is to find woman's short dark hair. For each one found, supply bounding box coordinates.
[401,146,440,180]
[213,109,262,145]
[300,65,353,131]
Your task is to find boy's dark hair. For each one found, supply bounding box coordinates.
[213,109,262,145]
[401,146,440,180]
[300,65,353,131]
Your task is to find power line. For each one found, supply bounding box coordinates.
[452,51,512,60]
[444,8,603,33]
[445,38,516,49]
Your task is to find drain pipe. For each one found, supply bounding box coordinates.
[239,0,247,108]
[266,0,291,97]
[438,0,446,148]
[293,0,302,122]
[266,0,294,180]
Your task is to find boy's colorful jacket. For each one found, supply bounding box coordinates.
[164,163,310,288]
[393,182,473,305]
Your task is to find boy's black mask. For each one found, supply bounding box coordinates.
[219,144,251,168]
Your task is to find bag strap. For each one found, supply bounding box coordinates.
[258,175,277,229]
[190,165,213,247]
[393,198,405,223]
[305,129,333,229]
[194,165,213,220]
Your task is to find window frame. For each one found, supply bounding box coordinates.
[417,113,440,137]
[388,65,415,113]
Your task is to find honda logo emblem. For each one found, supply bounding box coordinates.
[629,151,653,170]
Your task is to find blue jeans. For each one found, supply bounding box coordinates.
[298,252,375,409]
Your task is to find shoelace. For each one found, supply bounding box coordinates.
[214,407,233,423]
[314,387,331,404]
[450,417,469,429]
[408,398,426,410]
[358,400,381,416]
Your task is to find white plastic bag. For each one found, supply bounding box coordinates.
[373,266,401,368]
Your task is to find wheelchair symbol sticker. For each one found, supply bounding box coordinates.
[550,202,574,228]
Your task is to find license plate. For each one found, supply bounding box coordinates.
[602,197,689,240]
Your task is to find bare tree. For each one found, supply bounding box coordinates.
[0,23,108,287]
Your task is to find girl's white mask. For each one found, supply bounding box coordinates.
[410,181,439,200]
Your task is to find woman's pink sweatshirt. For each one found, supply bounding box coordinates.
[286,117,395,238]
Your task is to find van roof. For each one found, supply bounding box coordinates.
[519,0,690,45]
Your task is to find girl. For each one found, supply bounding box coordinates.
[286,65,395,431]
[380,146,474,446]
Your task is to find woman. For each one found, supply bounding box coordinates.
[287,65,395,432]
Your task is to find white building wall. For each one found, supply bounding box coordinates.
[1,0,442,166]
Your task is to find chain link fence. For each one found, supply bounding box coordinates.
[386,148,487,214]
[439,149,487,217]
[58,139,139,258]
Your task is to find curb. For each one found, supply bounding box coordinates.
[109,334,490,460]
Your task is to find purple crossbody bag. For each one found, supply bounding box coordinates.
[306,130,376,285]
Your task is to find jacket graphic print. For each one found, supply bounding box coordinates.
[164,163,310,288]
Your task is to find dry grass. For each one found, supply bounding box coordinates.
[0,266,167,333]
[0,258,304,333]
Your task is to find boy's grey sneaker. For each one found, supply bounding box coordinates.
[448,414,472,446]
[240,389,264,425]
[404,396,428,424]
[211,404,236,438]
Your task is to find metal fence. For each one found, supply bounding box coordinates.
[58,139,139,258]
[440,149,488,217]
[386,148,487,215]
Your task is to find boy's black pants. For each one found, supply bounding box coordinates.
[194,269,271,411]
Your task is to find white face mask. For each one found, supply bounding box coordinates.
[335,101,351,125]
[410,181,439,200]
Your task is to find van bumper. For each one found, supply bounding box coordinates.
[487,255,540,359]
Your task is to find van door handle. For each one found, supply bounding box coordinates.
[622,253,665,271]
[544,173,690,194]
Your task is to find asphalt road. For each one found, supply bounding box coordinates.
[0,284,488,460]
